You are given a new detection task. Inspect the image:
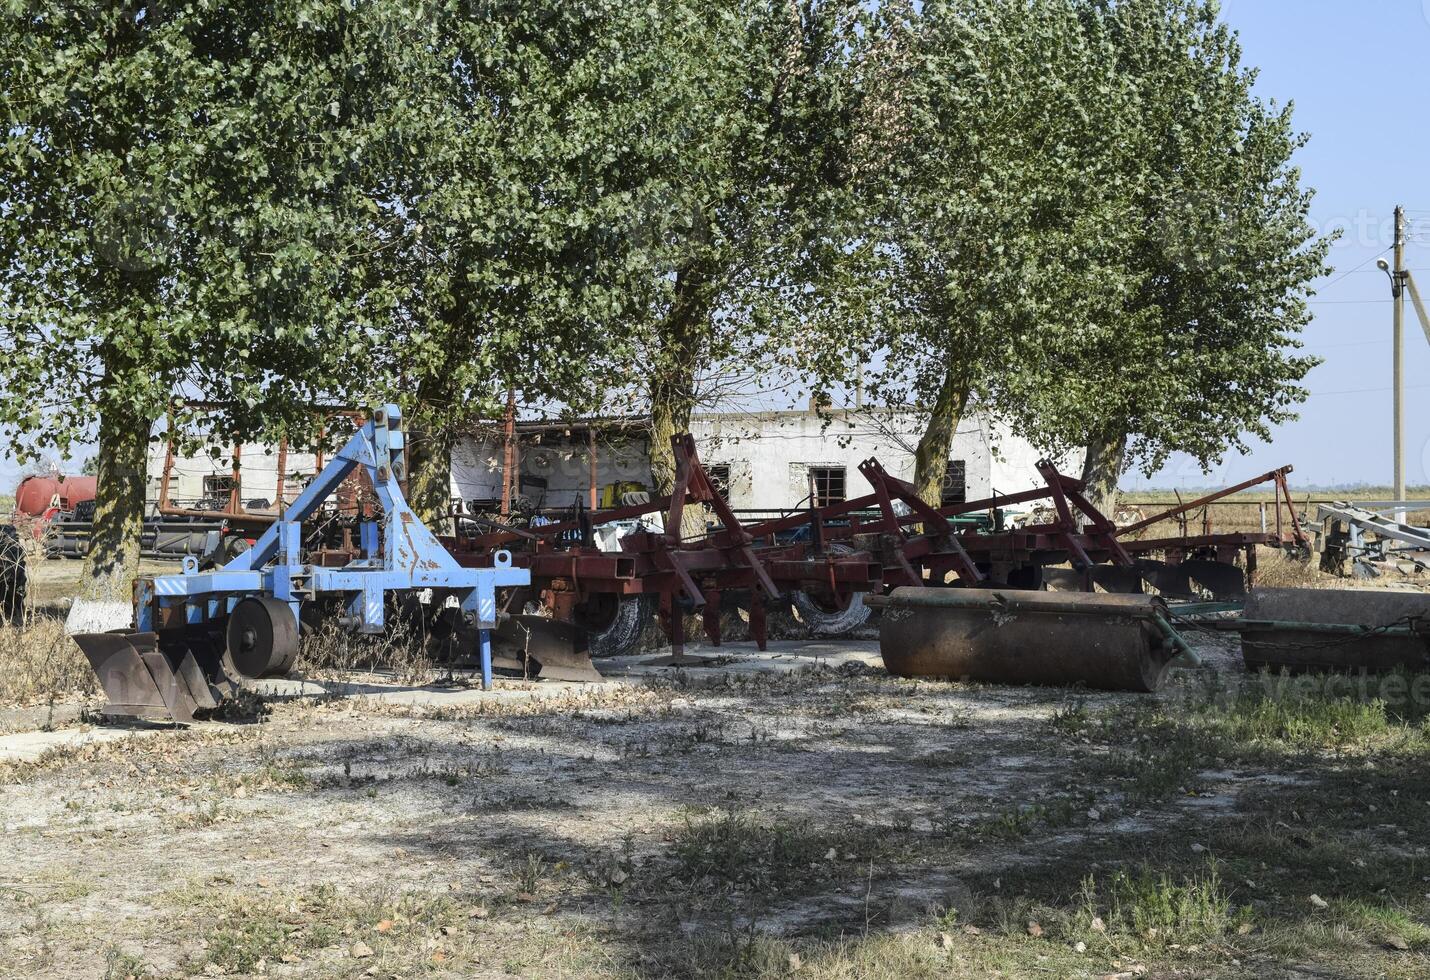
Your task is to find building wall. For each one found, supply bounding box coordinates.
[146,411,1082,514]
[145,444,325,508]
[453,432,652,510]
[688,410,1012,511]
[448,410,1079,513]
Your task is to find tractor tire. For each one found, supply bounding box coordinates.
[790,588,871,637]
[583,594,655,659]
[788,543,874,637]
[0,526,27,623]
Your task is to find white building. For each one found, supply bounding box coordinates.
[451,408,1080,515]
[145,407,1080,516]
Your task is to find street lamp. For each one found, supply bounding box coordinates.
[1376,257,1406,297]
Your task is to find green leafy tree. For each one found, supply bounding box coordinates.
[834,0,1135,504]
[829,0,1328,510]
[1009,0,1333,512]
[0,2,425,599]
[634,0,864,495]
[371,0,696,524]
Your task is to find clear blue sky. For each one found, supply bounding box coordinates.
[3,2,1427,494]
[1126,0,1430,491]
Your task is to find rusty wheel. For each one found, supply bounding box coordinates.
[225,597,300,678]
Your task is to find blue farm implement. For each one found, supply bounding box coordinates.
[70,405,529,724]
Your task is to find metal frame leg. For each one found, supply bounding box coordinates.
[479,628,493,691]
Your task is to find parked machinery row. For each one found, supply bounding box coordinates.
[53,413,1430,720]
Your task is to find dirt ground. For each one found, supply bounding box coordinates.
[2,623,1430,979]
[2,551,1429,979]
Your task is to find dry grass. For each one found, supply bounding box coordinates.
[1120,493,1430,539]
[0,541,99,706]
[1252,547,1341,589]
[0,615,97,705]
[295,615,437,686]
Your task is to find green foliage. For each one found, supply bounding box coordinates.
[993,0,1334,473]
[811,0,1331,480]
[375,0,700,429]
[635,0,867,488]
[834,0,1134,414]
[0,1,442,590]
[1075,863,1249,944]
[0,0,1335,539]
[0,2,429,453]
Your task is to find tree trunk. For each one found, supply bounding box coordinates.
[913,368,971,508]
[1080,429,1127,521]
[647,266,711,498]
[79,398,151,603]
[405,420,454,533]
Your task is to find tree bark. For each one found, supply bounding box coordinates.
[1080,429,1127,521]
[80,395,151,603]
[405,418,454,533]
[913,367,971,508]
[648,266,711,498]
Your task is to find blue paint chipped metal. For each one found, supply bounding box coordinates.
[119,405,528,698]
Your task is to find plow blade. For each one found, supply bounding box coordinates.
[491,615,604,683]
[1092,565,1147,595]
[1135,559,1197,601]
[1182,560,1247,600]
[72,631,222,724]
[872,588,1186,692]
[1043,565,1146,595]
[1240,588,1430,674]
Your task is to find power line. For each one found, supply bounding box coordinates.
[1316,249,1390,291]
[1308,382,1430,398]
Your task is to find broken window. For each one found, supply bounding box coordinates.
[707,464,731,500]
[941,460,967,506]
[203,475,236,496]
[809,466,846,507]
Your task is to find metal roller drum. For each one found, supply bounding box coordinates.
[871,588,1187,692]
[1240,588,1429,674]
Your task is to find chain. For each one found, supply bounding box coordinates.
[1171,609,1429,654]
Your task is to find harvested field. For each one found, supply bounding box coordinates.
[2,579,1429,979]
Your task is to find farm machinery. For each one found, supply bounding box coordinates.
[444,439,1220,691]
[0,525,25,622]
[450,442,1426,691]
[61,405,1429,718]
[8,471,234,561]
[69,406,528,723]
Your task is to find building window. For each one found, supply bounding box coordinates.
[809,466,846,507]
[941,460,967,506]
[203,475,236,497]
[707,464,731,501]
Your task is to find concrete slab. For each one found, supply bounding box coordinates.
[603,637,882,678]
[0,638,888,755]
[0,725,163,764]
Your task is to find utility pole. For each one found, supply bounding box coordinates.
[1393,206,1407,520]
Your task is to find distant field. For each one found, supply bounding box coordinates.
[1123,486,1430,504]
[1118,488,1430,537]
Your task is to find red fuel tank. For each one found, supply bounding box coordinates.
[14,475,98,517]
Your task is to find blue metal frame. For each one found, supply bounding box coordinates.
[134,405,529,689]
